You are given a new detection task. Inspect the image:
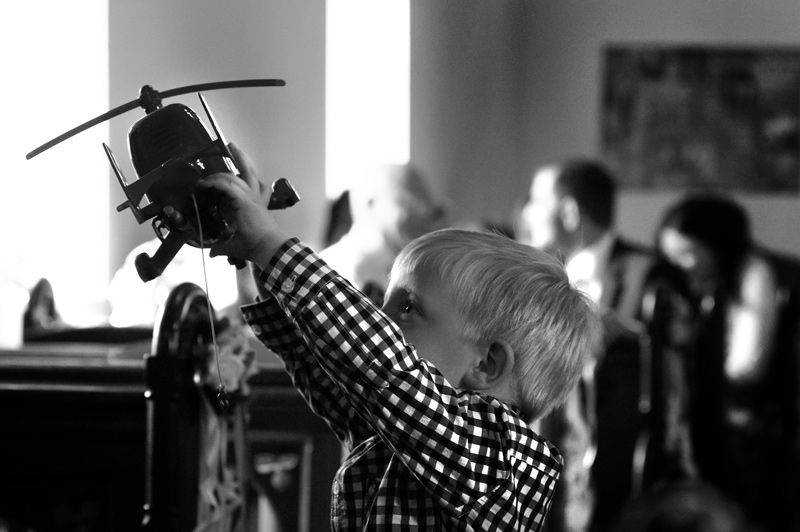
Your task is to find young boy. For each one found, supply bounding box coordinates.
[202,145,601,531]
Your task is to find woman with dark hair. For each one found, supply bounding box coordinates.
[657,195,755,310]
[654,193,799,532]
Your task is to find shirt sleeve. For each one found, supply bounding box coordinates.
[241,240,375,447]
[243,239,562,520]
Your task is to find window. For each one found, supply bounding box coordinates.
[326,0,410,199]
[3,1,109,325]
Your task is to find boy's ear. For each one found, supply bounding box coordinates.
[558,195,580,232]
[463,340,515,391]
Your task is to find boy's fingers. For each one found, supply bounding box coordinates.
[200,171,248,197]
[228,142,260,193]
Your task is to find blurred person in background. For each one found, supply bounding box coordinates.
[522,159,657,320]
[520,158,697,532]
[320,162,450,305]
[107,238,257,327]
[654,192,800,532]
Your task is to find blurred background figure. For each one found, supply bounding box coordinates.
[319,162,450,305]
[522,158,655,319]
[654,193,800,532]
[107,238,257,328]
[21,240,257,343]
[520,158,697,532]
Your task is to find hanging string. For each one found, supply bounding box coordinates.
[191,194,229,411]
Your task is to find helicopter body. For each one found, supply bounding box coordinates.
[120,98,237,248]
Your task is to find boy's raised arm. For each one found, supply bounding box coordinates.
[202,146,378,444]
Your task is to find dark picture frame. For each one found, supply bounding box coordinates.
[601,45,800,192]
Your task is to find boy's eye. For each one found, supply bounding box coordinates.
[380,289,421,322]
[397,298,422,319]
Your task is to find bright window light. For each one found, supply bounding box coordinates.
[2,1,109,326]
[326,0,410,199]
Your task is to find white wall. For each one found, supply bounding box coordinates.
[411,2,533,228]
[523,0,800,255]
[411,1,800,257]
[35,1,800,295]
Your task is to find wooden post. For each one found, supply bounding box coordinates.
[142,282,214,532]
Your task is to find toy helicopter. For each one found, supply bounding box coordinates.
[26,79,300,282]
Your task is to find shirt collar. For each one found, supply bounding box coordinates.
[566,231,615,303]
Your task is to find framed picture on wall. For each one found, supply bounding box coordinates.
[601,45,800,192]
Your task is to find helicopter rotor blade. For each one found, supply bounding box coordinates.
[26,99,141,160]
[26,78,285,160]
[158,78,285,99]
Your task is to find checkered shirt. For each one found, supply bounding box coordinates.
[241,239,562,531]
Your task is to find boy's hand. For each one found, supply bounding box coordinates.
[199,143,290,267]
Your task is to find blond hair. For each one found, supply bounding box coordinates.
[393,228,601,421]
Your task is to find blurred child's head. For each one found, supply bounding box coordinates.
[348,163,450,251]
[386,228,601,422]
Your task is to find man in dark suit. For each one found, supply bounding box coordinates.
[521,158,696,532]
[522,159,655,322]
